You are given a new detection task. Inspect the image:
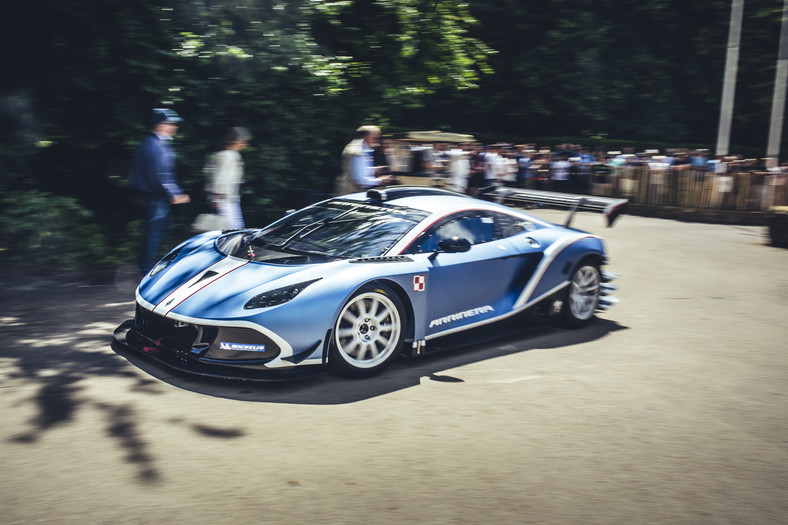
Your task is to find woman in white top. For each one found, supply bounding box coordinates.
[205,127,251,229]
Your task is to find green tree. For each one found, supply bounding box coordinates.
[413,0,784,152]
[0,0,494,263]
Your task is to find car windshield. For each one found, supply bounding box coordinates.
[217,200,429,263]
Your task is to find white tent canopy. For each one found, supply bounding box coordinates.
[396,130,476,143]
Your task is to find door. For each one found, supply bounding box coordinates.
[406,212,540,337]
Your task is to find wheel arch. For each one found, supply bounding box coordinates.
[326,278,416,357]
[364,278,416,344]
[575,252,604,272]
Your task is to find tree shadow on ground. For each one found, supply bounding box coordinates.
[0,267,248,484]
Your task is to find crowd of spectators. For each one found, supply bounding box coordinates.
[375,139,779,196]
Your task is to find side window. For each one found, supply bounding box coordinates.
[492,212,534,238]
[414,214,497,253]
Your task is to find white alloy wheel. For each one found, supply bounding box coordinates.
[565,263,601,325]
[331,285,404,376]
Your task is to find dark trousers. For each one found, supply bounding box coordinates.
[140,196,171,275]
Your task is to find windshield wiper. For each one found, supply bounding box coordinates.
[275,210,364,250]
[285,247,338,259]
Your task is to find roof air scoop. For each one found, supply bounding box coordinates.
[366,186,465,203]
[366,189,387,203]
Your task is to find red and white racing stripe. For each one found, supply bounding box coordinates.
[152,257,248,316]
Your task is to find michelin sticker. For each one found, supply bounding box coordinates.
[429,305,494,328]
[220,342,266,352]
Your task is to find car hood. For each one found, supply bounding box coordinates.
[137,239,329,320]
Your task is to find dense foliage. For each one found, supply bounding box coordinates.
[0,0,784,265]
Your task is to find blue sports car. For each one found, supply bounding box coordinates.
[114,186,625,379]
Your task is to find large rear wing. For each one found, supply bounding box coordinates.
[479,187,628,228]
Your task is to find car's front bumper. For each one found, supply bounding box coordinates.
[112,304,326,381]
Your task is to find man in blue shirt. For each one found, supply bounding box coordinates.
[690,149,709,170]
[131,108,190,274]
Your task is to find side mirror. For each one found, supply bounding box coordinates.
[429,236,471,260]
[439,236,472,253]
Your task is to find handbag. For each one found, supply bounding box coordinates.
[192,213,228,232]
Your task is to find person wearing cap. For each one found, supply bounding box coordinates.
[131,108,191,274]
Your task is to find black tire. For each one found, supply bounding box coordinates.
[328,283,406,378]
[561,260,601,328]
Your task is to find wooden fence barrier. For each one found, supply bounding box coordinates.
[596,167,788,211]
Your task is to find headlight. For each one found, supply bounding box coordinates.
[244,279,322,309]
[150,247,183,276]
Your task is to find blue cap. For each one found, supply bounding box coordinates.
[151,108,182,125]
